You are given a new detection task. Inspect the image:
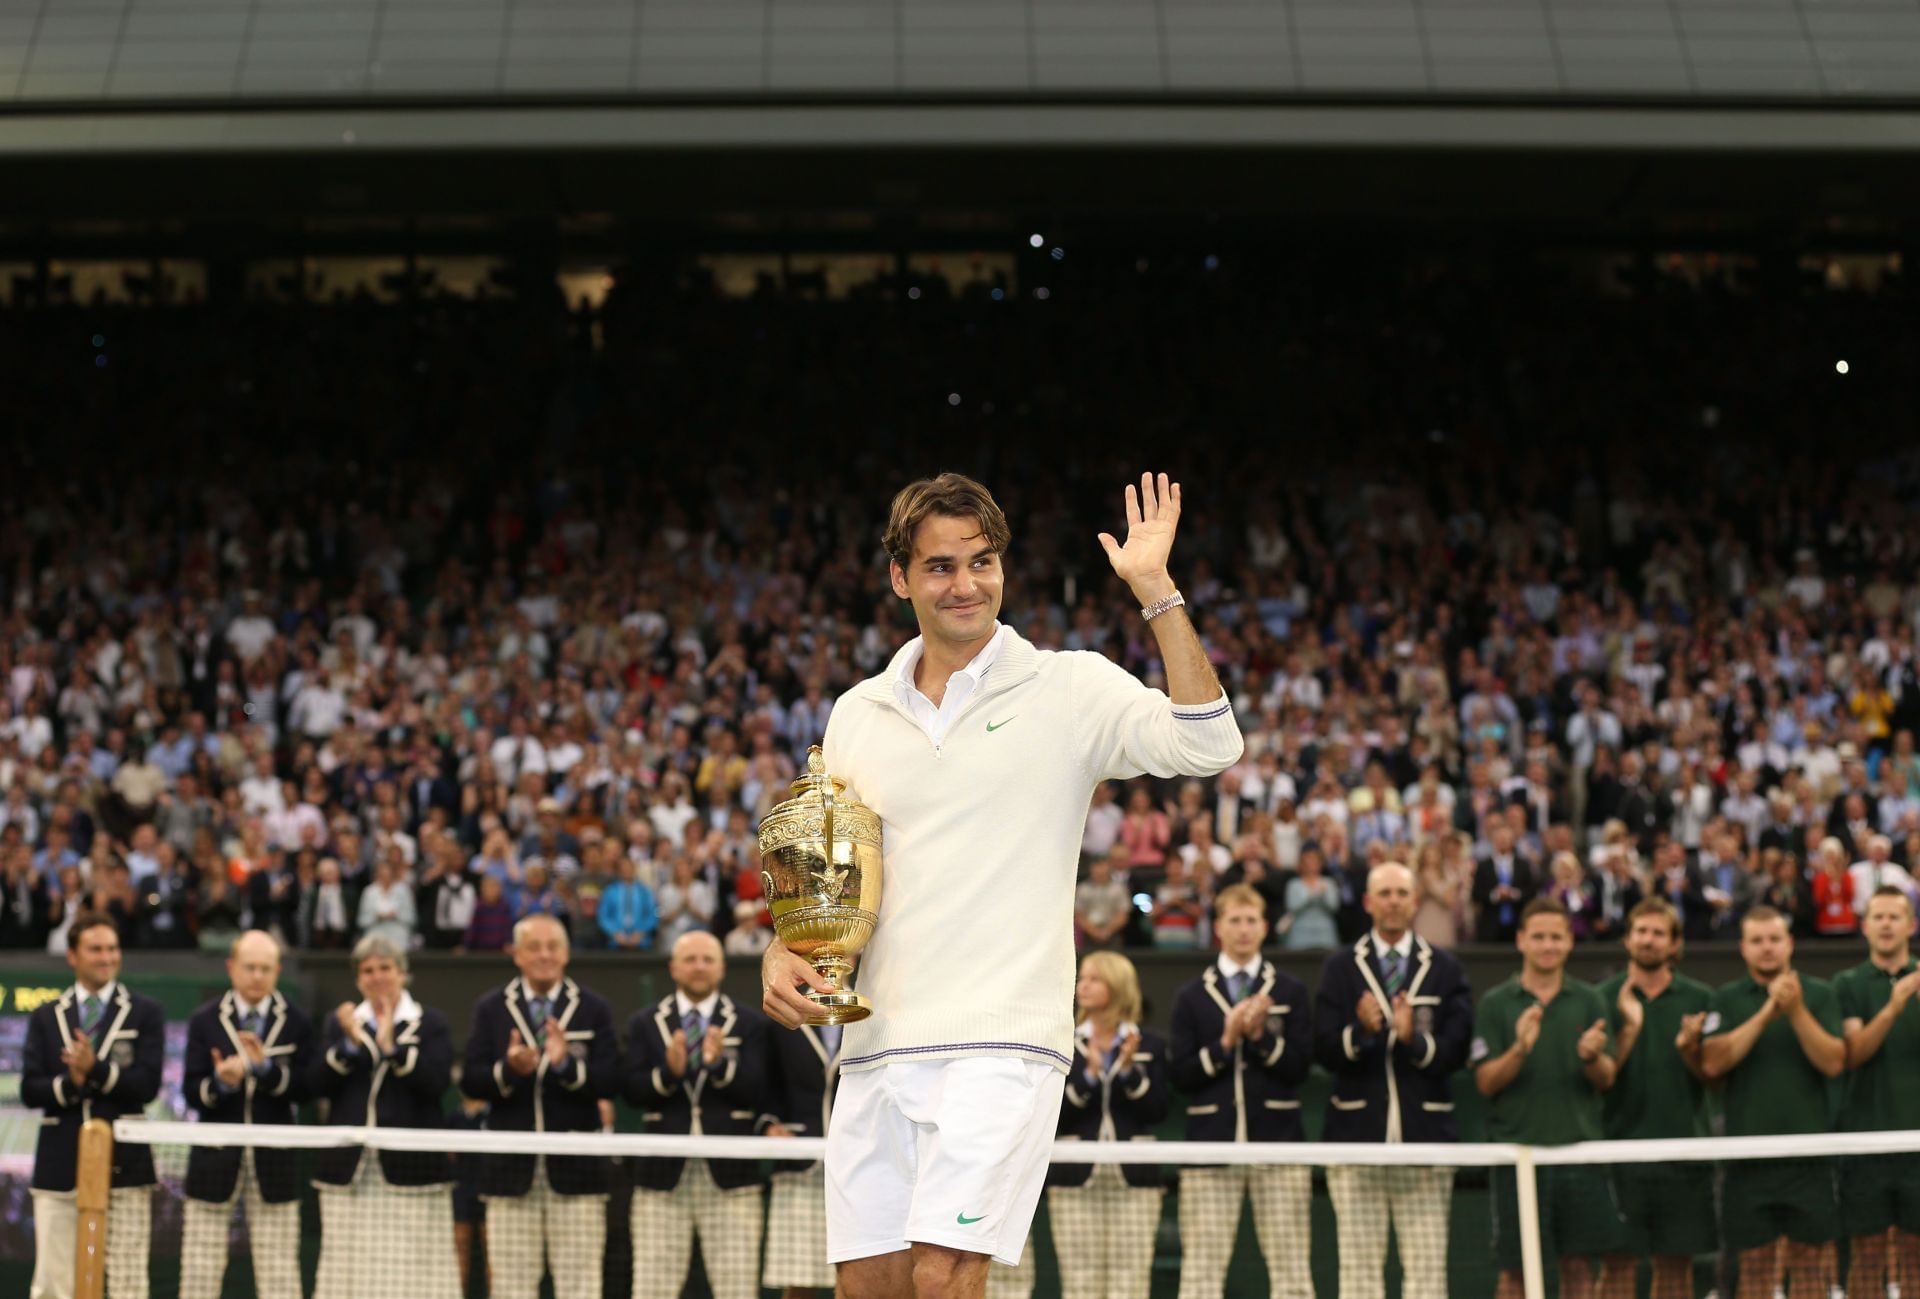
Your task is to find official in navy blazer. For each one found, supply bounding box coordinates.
[621,931,769,1299]
[22,912,163,1299]
[461,914,619,1299]
[181,930,314,1299]
[1314,861,1474,1299]
[1168,884,1314,1299]
[1047,951,1170,1299]
[306,933,460,1299]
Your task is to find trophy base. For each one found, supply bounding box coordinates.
[803,989,873,1025]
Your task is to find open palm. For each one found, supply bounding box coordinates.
[1098,471,1181,585]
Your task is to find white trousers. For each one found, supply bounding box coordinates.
[1052,1167,1166,1299]
[1325,1164,1454,1299]
[313,1162,460,1299]
[1176,1164,1312,1299]
[30,1186,152,1299]
[484,1169,608,1299]
[629,1160,764,1299]
[181,1153,302,1299]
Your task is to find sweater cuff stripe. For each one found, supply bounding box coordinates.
[1172,700,1232,721]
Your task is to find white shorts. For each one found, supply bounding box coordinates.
[826,1055,1065,1268]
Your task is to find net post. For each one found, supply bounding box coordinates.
[1514,1145,1546,1299]
[75,1117,113,1299]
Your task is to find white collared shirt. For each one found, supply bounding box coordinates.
[1215,954,1262,983]
[675,990,720,1025]
[892,621,1009,746]
[1370,930,1414,964]
[73,981,116,1015]
[232,995,271,1023]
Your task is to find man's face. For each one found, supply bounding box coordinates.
[68,922,122,990]
[888,513,1004,651]
[670,933,725,1000]
[512,917,571,990]
[1624,913,1681,970]
[1216,904,1267,960]
[1863,896,1916,960]
[1517,913,1572,976]
[228,933,282,1004]
[1740,916,1792,978]
[1363,866,1416,937]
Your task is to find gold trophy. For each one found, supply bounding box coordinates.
[758,746,884,1024]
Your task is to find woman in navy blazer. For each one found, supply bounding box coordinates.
[1047,951,1170,1299]
[306,933,459,1299]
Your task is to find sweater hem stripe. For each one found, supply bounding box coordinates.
[841,1041,1073,1069]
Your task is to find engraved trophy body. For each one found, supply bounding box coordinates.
[757,746,883,1024]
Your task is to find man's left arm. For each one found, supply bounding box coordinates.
[1078,474,1244,780]
[1400,961,1475,1075]
[1790,980,1848,1079]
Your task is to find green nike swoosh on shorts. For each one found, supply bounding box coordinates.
[957,1212,987,1225]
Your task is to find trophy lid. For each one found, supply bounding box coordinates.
[785,746,846,801]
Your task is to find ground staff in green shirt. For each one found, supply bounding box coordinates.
[1473,897,1627,1299]
[1596,897,1715,1299]
[1835,885,1920,1299]
[1702,905,1847,1299]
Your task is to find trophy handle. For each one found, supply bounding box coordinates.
[814,746,835,867]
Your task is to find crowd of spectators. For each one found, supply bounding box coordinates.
[3,249,1919,958]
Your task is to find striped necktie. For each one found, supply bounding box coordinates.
[79,995,101,1034]
[527,997,549,1033]
[1227,971,1251,1003]
[1381,949,1405,998]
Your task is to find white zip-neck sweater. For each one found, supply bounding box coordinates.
[822,625,1244,1074]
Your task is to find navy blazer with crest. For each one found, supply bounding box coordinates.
[760,1023,842,1175]
[619,992,767,1191]
[1168,960,1312,1144]
[22,983,165,1192]
[1312,932,1473,1143]
[1049,1025,1170,1188]
[183,990,315,1203]
[461,975,619,1196]
[306,1001,453,1187]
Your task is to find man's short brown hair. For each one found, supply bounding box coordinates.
[1626,896,1683,942]
[881,472,1012,569]
[1740,904,1788,934]
[1519,896,1569,929]
[68,911,119,951]
[1213,883,1267,919]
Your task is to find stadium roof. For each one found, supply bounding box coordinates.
[4,0,1920,132]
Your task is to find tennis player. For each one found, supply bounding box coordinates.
[762,470,1244,1299]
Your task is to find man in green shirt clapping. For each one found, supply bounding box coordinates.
[1835,886,1920,1299]
[1702,905,1847,1299]
[1596,897,1715,1299]
[1473,897,1628,1299]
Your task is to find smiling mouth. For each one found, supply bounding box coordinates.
[945,602,982,613]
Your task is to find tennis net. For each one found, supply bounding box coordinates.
[12,1122,1915,1299]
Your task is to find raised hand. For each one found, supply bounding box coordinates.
[1096,472,1182,595]
[665,1028,690,1078]
[1576,1018,1609,1063]
[1616,982,1645,1032]
[1515,1004,1544,1054]
[701,1024,727,1067]
[64,1037,97,1086]
[543,1018,570,1069]
[505,1029,539,1077]
[1356,993,1386,1035]
[335,1002,359,1040]
[236,1030,267,1067]
[1115,1026,1140,1074]
[1770,971,1804,1015]
[211,1047,249,1088]
[1675,1011,1707,1052]
[1391,993,1414,1043]
[1894,970,1920,1011]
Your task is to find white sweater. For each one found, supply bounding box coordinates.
[822,626,1244,1074]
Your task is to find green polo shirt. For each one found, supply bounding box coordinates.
[1834,956,1920,1133]
[1705,973,1842,1137]
[1473,974,1611,1146]
[1598,970,1713,1140]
